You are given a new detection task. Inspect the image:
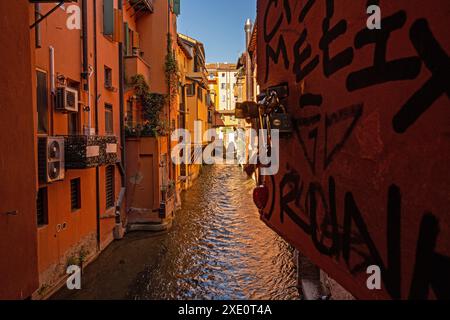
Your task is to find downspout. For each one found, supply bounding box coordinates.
[35,4,41,48]
[82,0,88,87]
[93,0,101,250]
[167,4,173,181]
[117,0,126,227]
[49,46,55,135]
[82,0,92,135]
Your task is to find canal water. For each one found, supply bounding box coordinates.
[53,165,300,300]
[127,165,299,300]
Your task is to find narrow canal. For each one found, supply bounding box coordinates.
[53,165,300,300]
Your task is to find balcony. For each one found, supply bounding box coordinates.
[125,55,151,87]
[65,135,118,169]
[187,71,208,84]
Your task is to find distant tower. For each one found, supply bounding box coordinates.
[245,19,253,101]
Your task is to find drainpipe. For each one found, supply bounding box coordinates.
[82,0,88,85]
[93,0,101,250]
[49,46,56,135]
[117,0,127,230]
[49,47,55,94]
[167,3,173,181]
[35,4,41,48]
[82,0,92,135]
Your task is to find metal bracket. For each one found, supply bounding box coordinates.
[29,1,66,30]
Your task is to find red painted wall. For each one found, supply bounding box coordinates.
[257,0,450,300]
[0,0,39,299]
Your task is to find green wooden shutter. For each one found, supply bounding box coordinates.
[103,0,114,36]
[173,0,181,16]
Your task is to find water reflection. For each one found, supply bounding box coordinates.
[127,165,300,300]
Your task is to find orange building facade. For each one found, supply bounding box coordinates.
[124,0,180,230]
[0,0,183,299]
[31,0,124,298]
[177,34,211,189]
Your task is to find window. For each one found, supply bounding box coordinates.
[222,73,225,77]
[36,70,48,134]
[105,104,113,135]
[106,166,115,209]
[172,0,181,15]
[197,87,203,101]
[208,111,213,124]
[222,95,226,102]
[36,188,48,227]
[221,83,226,90]
[186,83,195,96]
[104,66,112,88]
[70,178,81,212]
[103,0,114,36]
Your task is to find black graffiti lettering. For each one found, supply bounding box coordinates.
[308,178,339,257]
[282,0,292,24]
[265,35,290,83]
[392,19,450,134]
[409,214,450,300]
[346,11,421,92]
[298,0,315,23]
[264,0,284,43]
[274,167,450,299]
[294,115,321,175]
[386,185,402,300]
[366,0,380,6]
[324,104,363,170]
[265,175,277,221]
[293,28,320,83]
[319,0,354,78]
[279,167,310,233]
[263,0,292,83]
[300,93,323,108]
[343,192,382,274]
[343,186,402,299]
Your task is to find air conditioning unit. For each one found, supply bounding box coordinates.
[55,87,79,112]
[38,137,65,184]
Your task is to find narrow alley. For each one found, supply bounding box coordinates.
[52,165,300,300]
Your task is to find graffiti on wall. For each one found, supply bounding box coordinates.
[257,0,450,299]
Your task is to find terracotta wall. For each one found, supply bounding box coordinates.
[137,0,170,95]
[0,0,39,300]
[31,0,122,292]
[93,0,122,249]
[257,0,450,300]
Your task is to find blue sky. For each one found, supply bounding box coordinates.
[178,0,257,63]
